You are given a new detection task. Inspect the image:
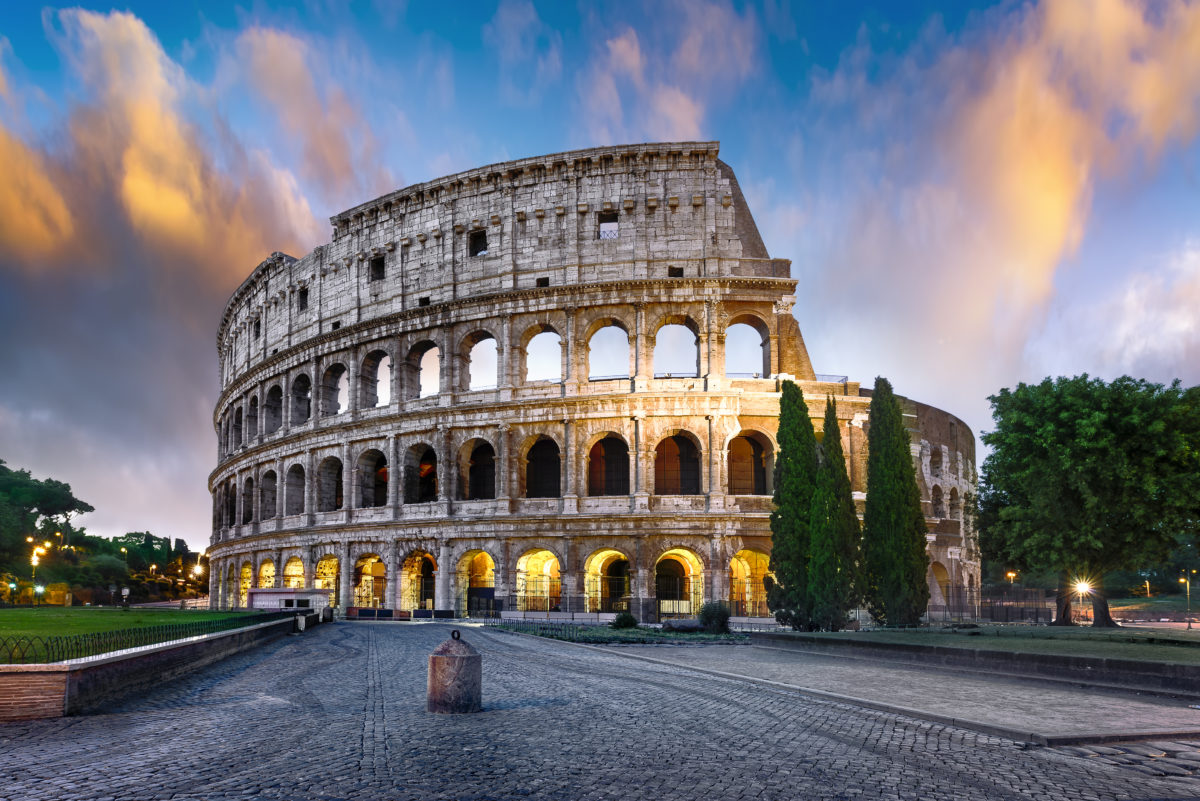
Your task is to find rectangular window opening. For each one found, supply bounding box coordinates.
[369,256,385,282]
[298,287,309,311]
[418,296,431,307]
[253,320,261,338]
[668,266,684,278]
[331,321,341,331]
[598,211,619,240]
[469,230,488,257]
[535,277,550,288]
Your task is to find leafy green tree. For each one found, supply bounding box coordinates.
[861,377,929,626]
[807,397,862,631]
[979,375,1200,627]
[768,381,819,629]
[0,459,93,573]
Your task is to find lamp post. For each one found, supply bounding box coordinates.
[1181,571,1195,631]
[1074,580,1091,624]
[34,585,44,606]
[1006,571,1017,586]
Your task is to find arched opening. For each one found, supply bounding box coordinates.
[314,555,339,606]
[655,548,703,618]
[525,438,561,498]
[523,329,562,383]
[458,440,496,500]
[321,363,349,416]
[401,552,436,612]
[353,554,387,608]
[930,447,943,478]
[949,487,960,520]
[239,562,252,607]
[724,320,770,378]
[728,432,772,495]
[241,477,255,525]
[357,449,388,508]
[931,485,945,518]
[264,385,283,434]
[291,374,312,425]
[930,561,951,607]
[233,407,243,447]
[360,350,392,408]
[257,559,275,589]
[406,341,440,399]
[456,550,496,618]
[282,556,304,589]
[225,565,237,609]
[247,396,259,441]
[223,479,236,527]
[463,332,498,391]
[404,444,438,503]
[587,323,630,379]
[284,464,305,515]
[653,322,699,378]
[587,435,630,496]
[654,434,701,495]
[584,548,631,613]
[260,470,277,519]
[729,549,773,617]
[317,457,344,512]
[516,549,561,612]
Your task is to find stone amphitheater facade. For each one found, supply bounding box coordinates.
[207,141,979,622]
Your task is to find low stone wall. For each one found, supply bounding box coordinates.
[751,632,1200,696]
[0,616,304,722]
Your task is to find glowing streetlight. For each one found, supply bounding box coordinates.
[34,584,44,605]
[1181,571,1195,631]
[1006,571,1017,585]
[149,564,157,575]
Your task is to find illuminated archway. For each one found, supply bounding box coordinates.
[930,561,951,607]
[353,553,387,608]
[655,548,703,618]
[225,564,237,609]
[239,562,252,607]
[455,550,497,618]
[282,556,305,589]
[257,559,275,589]
[728,549,773,617]
[401,551,437,612]
[516,549,561,612]
[314,555,339,606]
[584,548,631,613]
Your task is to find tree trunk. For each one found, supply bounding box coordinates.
[1050,573,1075,626]
[1090,580,1121,628]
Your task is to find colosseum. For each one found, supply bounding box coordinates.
[207,141,979,623]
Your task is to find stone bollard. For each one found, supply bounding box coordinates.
[427,630,482,714]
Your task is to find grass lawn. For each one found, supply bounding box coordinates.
[0,608,257,639]
[494,622,748,645]
[1108,595,1192,615]
[799,625,1200,665]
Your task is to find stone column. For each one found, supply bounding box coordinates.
[439,426,454,515]
[339,542,353,609]
[387,433,401,513]
[561,418,577,513]
[310,356,322,428]
[496,424,511,503]
[256,384,266,443]
[391,539,402,611]
[434,543,452,612]
[633,302,648,390]
[498,313,513,392]
[632,415,650,510]
[275,456,285,520]
[342,441,354,514]
[282,374,292,434]
[305,449,316,524]
[562,307,576,394]
[273,548,283,588]
[304,543,315,589]
[439,325,455,406]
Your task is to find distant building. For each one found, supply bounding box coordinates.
[207,142,978,622]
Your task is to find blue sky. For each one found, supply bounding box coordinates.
[1,0,1198,550]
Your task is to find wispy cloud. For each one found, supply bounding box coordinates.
[483,0,563,105]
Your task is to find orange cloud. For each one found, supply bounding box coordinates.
[0,126,74,262]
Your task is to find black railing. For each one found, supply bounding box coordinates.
[0,611,295,664]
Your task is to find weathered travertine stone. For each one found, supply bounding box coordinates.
[427,630,481,713]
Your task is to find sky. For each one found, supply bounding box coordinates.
[1,0,1198,553]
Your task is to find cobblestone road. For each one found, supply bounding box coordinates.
[1,624,1198,801]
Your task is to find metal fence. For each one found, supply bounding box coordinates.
[925,587,1055,624]
[0,611,295,664]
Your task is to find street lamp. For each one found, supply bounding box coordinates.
[120,547,127,564]
[149,564,157,575]
[1006,571,1017,586]
[1181,571,1195,631]
[34,585,44,606]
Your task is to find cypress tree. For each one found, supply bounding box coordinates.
[861,377,929,626]
[768,381,819,629]
[807,397,861,631]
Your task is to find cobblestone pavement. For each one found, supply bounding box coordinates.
[2,624,1199,801]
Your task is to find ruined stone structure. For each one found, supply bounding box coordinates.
[207,141,978,621]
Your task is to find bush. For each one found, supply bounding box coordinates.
[610,610,638,629]
[698,601,731,634]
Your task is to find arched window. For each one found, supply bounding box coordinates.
[949,487,960,520]
[246,396,259,441]
[241,478,255,525]
[260,470,277,519]
[456,550,496,618]
[464,333,498,390]
[654,434,701,495]
[317,457,344,512]
[587,324,630,379]
[283,557,305,589]
[360,350,391,407]
[264,385,283,434]
[931,485,945,518]
[524,329,562,383]
[725,320,770,378]
[459,440,496,500]
[314,555,339,604]
[401,552,437,612]
[406,341,440,398]
[584,549,631,613]
[357,449,388,508]
[284,464,305,515]
[354,553,387,608]
[525,438,561,498]
[516,549,561,612]
[728,433,771,495]
[257,559,275,589]
[655,548,703,617]
[930,447,943,478]
[321,364,349,416]
[233,407,243,448]
[653,323,699,378]
[404,444,438,503]
[587,436,630,495]
[224,479,236,527]
[291,374,312,425]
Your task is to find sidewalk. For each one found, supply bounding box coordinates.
[596,642,1200,745]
